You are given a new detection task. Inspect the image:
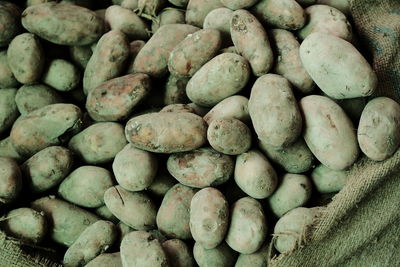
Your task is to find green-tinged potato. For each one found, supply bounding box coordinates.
[21,3,105,46]
[311,164,348,193]
[163,74,190,105]
[235,241,270,266]
[121,231,169,267]
[225,197,267,254]
[357,97,400,161]
[0,2,21,47]
[203,95,250,125]
[249,74,302,147]
[203,8,233,46]
[0,88,18,135]
[259,138,315,174]
[69,45,92,70]
[221,0,258,10]
[85,252,122,267]
[157,184,197,239]
[125,112,207,153]
[58,166,114,208]
[132,24,199,78]
[152,8,186,33]
[251,0,305,30]
[234,150,277,199]
[274,207,321,253]
[104,186,157,230]
[300,95,359,170]
[15,84,63,115]
[95,205,119,224]
[0,137,23,162]
[68,122,127,164]
[231,9,273,76]
[126,40,146,74]
[7,33,44,84]
[169,29,222,77]
[271,29,314,94]
[63,220,117,267]
[300,33,377,99]
[168,0,188,8]
[148,172,177,197]
[337,97,367,125]
[1,208,47,244]
[193,242,237,267]
[167,148,234,188]
[160,104,196,113]
[267,173,312,217]
[316,0,350,15]
[0,50,19,88]
[83,30,130,95]
[122,0,138,9]
[105,5,149,40]
[21,146,73,194]
[10,104,83,157]
[162,239,195,267]
[113,144,158,191]
[138,0,166,16]
[0,157,22,205]
[31,197,100,246]
[42,59,80,92]
[186,0,224,27]
[186,53,250,107]
[190,187,229,249]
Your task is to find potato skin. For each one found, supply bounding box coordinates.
[203,95,250,125]
[317,0,350,15]
[186,0,224,27]
[0,50,19,89]
[300,95,359,170]
[203,8,233,47]
[85,252,122,267]
[162,239,195,267]
[0,157,22,205]
[311,164,348,193]
[193,242,237,267]
[152,8,186,33]
[42,59,80,92]
[0,137,23,162]
[0,2,21,47]
[0,88,19,135]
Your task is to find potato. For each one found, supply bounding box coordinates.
[116,222,134,246]
[95,205,119,224]
[0,50,19,89]
[126,40,146,74]
[203,95,250,125]
[86,74,151,122]
[249,74,302,147]
[69,45,92,70]
[122,0,138,9]
[162,239,195,267]
[121,231,169,267]
[163,75,190,105]
[311,164,348,193]
[31,197,100,246]
[113,144,158,191]
[186,53,250,107]
[300,95,359,170]
[316,0,350,15]
[137,0,166,16]
[168,29,222,77]
[190,187,229,249]
[231,9,274,76]
[21,2,105,46]
[357,97,400,161]
[21,146,73,194]
[271,29,314,94]
[125,112,207,153]
[104,185,157,230]
[63,220,117,267]
[300,33,377,99]
[83,30,130,95]
[267,173,312,217]
[10,103,83,157]
[0,88,19,135]
[0,137,23,162]
[167,148,234,188]
[132,24,199,78]
[105,5,149,41]
[221,0,258,10]
[68,122,127,164]
[234,149,277,199]
[225,197,267,254]
[259,138,315,174]
[42,59,80,92]
[203,8,233,46]
[235,241,270,266]
[1,208,47,244]
[186,0,224,27]
[85,252,122,267]
[193,242,237,267]
[251,0,305,30]
[0,2,21,45]
[0,157,22,205]
[7,33,44,84]
[152,8,186,33]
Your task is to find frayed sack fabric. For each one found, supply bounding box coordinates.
[1,0,399,266]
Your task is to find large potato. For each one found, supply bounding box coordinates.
[0,88,19,135]
[0,2,21,47]
[193,242,237,267]
[42,59,80,92]
[186,0,224,27]
[0,157,22,205]
[311,164,349,193]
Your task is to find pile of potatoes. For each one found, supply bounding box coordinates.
[1,0,399,266]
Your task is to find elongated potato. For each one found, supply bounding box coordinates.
[0,2,21,47]
[0,88,19,135]
[203,8,233,46]
[42,59,80,92]
[186,0,224,27]
[152,8,186,33]
[203,95,250,125]
[85,252,122,267]
[193,242,237,267]
[311,164,348,193]
[162,239,195,267]
[0,50,19,89]
[0,157,22,205]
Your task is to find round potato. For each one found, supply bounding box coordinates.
[186,0,224,27]
[0,157,22,205]
[162,239,195,267]
[42,59,80,92]
[193,241,237,267]
[0,88,19,135]
[311,164,349,193]
[203,8,233,46]
[203,95,250,125]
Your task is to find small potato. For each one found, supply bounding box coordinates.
[1,208,47,244]
[104,185,157,230]
[113,144,158,192]
[157,184,197,239]
[152,8,186,33]
[0,157,22,205]
[63,220,117,267]
[235,241,270,266]
[225,197,267,254]
[0,88,19,135]
[221,0,258,10]
[193,242,237,267]
[203,95,250,125]
[85,252,122,267]
[186,53,250,107]
[31,197,100,246]
[231,9,274,76]
[300,33,377,99]
[162,74,190,105]
[21,146,73,194]
[300,95,359,170]
[42,59,80,92]
[207,118,252,155]
[125,112,207,153]
[186,0,224,27]
[203,8,233,46]
[0,50,19,89]
[190,187,229,249]
[69,45,92,70]
[234,149,277,199]
[68,122,127,164]
[167,147,234,188]
[249,74,302,147]
[0,2,21,47]
[7,33,45,84]
[316,0,350,15]
[58,166,114,208]
[311,164,348,193]
[267,173,312,217]
[358,97,400,161]
[121,231,169,267]
[95,205,119,224]
[148,172,177,197]
[162,239,195,267]
[0,137,23,162]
